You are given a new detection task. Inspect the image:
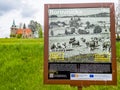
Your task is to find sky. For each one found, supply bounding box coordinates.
[0,0,118,38]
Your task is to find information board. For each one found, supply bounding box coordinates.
[44,3,117,86]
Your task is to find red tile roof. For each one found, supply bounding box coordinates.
[16,29,23,34]
[16,28,32,34]
[24,29,32,34]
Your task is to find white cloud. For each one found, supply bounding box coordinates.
[20,5,38,18]
[44,0,118,3]
[0,0,22,16]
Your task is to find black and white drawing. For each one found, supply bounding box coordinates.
[48,8,111,62]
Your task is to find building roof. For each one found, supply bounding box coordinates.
[16,29,23,34]
[16,28,32,34]
[25,29,32,34]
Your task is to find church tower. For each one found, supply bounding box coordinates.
[10,20,18,36]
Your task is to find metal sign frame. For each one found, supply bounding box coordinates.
[44,3,117,86]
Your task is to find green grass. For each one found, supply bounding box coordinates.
[0,38,119,90]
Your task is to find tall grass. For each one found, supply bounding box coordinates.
[0,38,119,90]
[0,39,43,90]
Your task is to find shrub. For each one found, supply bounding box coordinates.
[17,34,22,38]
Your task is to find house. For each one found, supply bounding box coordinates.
[16,28,33,38]
[10,20,33,38]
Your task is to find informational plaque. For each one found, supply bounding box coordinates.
[44,3,117,86]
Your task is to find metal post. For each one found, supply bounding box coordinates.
[78,87,82,90]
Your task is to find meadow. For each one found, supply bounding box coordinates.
[0,38,119,90]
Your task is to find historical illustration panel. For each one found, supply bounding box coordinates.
[49,8,111,63]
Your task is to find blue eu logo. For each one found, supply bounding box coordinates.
[89,74,94,78]
[71,74,75,77]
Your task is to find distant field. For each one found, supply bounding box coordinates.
[0,38,119,90]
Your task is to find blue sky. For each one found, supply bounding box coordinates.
[0,0,118,38]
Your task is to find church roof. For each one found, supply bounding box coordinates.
[16,29,23,34]
[24,29,32,34]
[16,28,32,34]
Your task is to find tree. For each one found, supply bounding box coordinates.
[10,34,16,38]
[28,20,41,38]
[10,34,13,38]
[85,21,90,29]
[65,29,68,35]
[117,33,120,40]
[28,20,39,34]
[93,25,102,33]
[71,27,75,34]
[39,26,43,38]
[17,34,22,38]
[51,30,54,36]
